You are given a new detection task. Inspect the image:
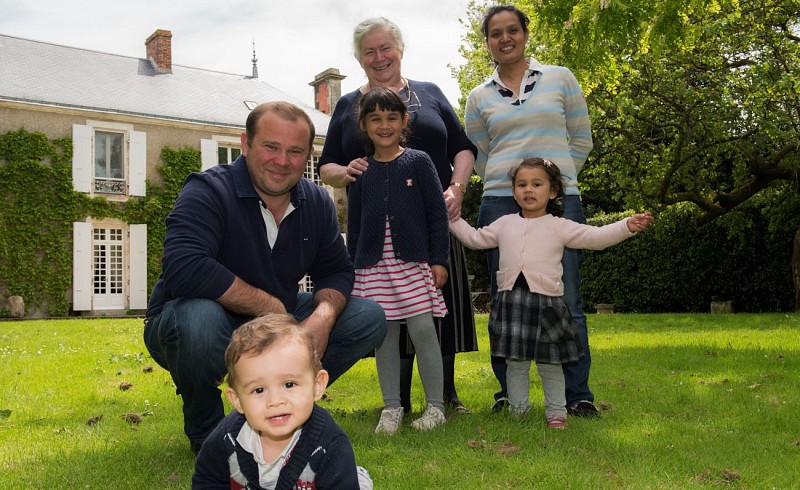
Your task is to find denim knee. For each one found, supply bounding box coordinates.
[145,298,240,386]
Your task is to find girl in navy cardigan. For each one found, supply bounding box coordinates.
[347,87,450,434]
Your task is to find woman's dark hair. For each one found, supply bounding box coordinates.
[357,87,409,155]
[509,157,564,217]
[481,4,530,39]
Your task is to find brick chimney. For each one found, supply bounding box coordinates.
[309,68,347,115]
[145,29,173,74]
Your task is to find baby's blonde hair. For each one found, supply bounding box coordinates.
[224,314,321,389]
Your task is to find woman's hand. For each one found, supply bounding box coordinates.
[345,157,369,183]
[443,186,464,221]
[319,158,369,188]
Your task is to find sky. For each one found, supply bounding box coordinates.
[0,0,476,108]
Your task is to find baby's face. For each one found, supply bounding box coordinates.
[226,336,327,454]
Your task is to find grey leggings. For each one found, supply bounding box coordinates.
[507,359,567,418]
[376,312,444,411]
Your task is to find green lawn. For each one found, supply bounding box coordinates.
[1,313,798,488]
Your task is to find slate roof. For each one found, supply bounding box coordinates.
[0,33,330,135]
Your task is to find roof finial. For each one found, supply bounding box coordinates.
[251,39,259,79]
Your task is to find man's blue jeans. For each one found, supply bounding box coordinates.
[478,195,593,407]
[143,294,387,445]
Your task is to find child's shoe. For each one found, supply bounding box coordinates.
[547,414,568,429]
[411,404,446,430]
[375,407,404,434]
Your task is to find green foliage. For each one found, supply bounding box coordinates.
[452,1,497,112]
[453,0,800,309]
[456,0,800,218]
[459,177,796,312]
[460,175,488,292]
[128,146,201,293]
[582,0,800,222]
[0,129,199,315]
[0,130,88,315]
[582,203,796,312]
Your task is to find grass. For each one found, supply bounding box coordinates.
[1,313,798,488]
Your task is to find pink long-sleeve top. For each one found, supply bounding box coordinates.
[450,214,634,297]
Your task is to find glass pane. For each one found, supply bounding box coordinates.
[95,131,124,179]
[95,133,108,178]
[217,146,242,165]
[109,134,123,179]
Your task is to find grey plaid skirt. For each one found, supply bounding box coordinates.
[489,286,584,363]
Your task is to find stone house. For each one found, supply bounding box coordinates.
[0,30,345,316]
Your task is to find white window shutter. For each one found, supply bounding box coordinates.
[129,131,146,196]
[72,222,92,311]
[128,224,148,310]
[201,138,218,171]
[72,124,92,193]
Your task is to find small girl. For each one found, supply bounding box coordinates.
[347,87,451,433]
[450,158,652,427]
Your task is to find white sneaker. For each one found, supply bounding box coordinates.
[411,404,446,431]
[375,407,404,434]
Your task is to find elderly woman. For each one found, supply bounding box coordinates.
[319,17,477,414]
[464,5,598,417]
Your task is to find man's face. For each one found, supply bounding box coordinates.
[241,111,311,199]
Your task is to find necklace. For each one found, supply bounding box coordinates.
[498,59,528,96]
[366,78,409,98]
[364,78,420,113]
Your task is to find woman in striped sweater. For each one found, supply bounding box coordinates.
[464,4,599,417]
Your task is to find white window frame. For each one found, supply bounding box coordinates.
[201,135,242,171]
[72,121,146,197]
[72,221,148,312]
[91,225,126,310]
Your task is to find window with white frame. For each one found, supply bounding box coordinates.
[305,153,321,185]
[201,136,241,171]
[73,221,147,312]
[93,227,125,307]
[72,121,146,197]
[94,131,125,194]
[218,144,241,165]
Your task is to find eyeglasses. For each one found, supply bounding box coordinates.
[402,80,422,113]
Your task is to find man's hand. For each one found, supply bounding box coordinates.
[298,289,347,358]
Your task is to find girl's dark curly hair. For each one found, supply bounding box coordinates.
[508,157,565,217]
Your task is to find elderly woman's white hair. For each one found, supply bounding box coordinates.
[352,17,405,63]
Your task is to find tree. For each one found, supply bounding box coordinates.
[453,0,800,310]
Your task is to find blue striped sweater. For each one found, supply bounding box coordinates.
[464,58,593,196]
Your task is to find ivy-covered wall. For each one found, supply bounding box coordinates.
[0,129,199,317]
